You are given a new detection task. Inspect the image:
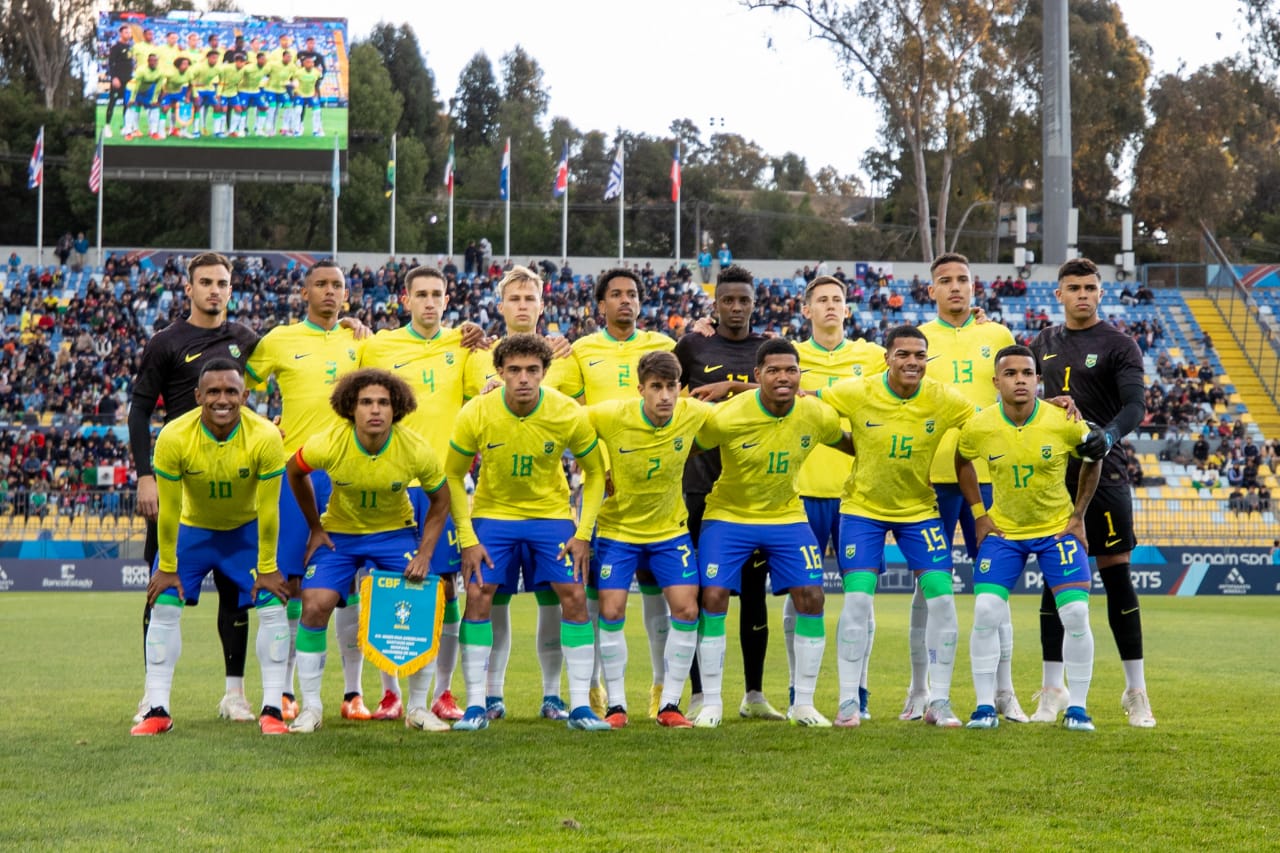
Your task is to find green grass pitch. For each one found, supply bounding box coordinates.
[96,105,347,150]
[1,593,1273,849]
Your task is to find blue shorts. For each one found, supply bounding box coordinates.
[839,515,953,575]
[278,470,332,578]
[218,94,242,109]
[595,534,698,591]
[935,482,993,559]
[698,520,822,595]
[196,90,216,107]
[474,518,578,590]
[161,89,188,107]
[302,528,419,595]
[297,95,320,109]
[408,486,462,577]
[135,84,159,106]
[152,521,270,608]
[803,496,840,555]
[974,533,1091,596]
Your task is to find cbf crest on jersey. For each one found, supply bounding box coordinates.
[348,348,358,361]
[228,344,241,359]
[674,437,684,451]
[800,435,811,449]
[391,481,403,492]
[445,352,455,365]
[543,441,555,454]
[1041,445,1053,459]
[238,467,250,478]
[978,558,991,574]
[981,346,991,358]
[925,419,936,434]
[1085,353,1098,368]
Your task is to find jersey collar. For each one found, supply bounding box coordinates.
[200,419,241,444]
[805,336,847,354]
[603,328,638,344]
[502,387,544,419]
[407,324,441,342]
[935,311,975,330]
[302,318,340,334]
[999,398,1040,428]
[639,398,674,429]
[881,372,921,401]
[754,389,795,419]
[352,427,393,457]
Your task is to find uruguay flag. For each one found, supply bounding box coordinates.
[603,144,623,201]
[27,127,44,190]
[552,140,569,198]
[499,138,511,200]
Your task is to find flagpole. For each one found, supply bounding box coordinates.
[446,135,455,259]
[617,146,624,262]
[95,145,105,268]
[674,142,681,269]
[560,178,568,262]
[504,137,511,261]
[36,125,45,267]
[389,133,397,257]
[331,135,340,260]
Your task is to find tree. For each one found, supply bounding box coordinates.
[368,24,441,152]
[501,45,549,117]
[11,0,95,108]
[771,151,815,191]
[703,133,770,190]
[453,52,501,149]
[748,0,1013,261]
[814,165,865,197]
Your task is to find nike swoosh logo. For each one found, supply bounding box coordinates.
[334,480,353,486]
[1121,606,1139,615]
[1062,566,1080,576]
[1105,537,1122,547]
[751,559,766,568]
[486,442,504,449]
[799,368,812,373]
[864,420,883,428]
[808,572,822,580]
[185,469,204,475]
[927,355,941,362]
[293,353,310,360]
[448,557,461,566]
[988,454,1005,461]
[703,364,723,373]
[932,554,947,562]
[751,623,767,632]
[681,570,696,579]
[393,361,413,369]
[588,360,605,367]
[741,442,760,449]
[184,352,202,363]
[617,447,638,454]
[1042,354,1058,360]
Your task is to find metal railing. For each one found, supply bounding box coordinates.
[1200,225,1280,411]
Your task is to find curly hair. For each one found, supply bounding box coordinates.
[329,368,418,423]
[595,267,643,303]
[493,333,552,370]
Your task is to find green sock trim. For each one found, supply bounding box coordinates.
[492,593,513,606]
[460,619,493,646]
[1054,589,1090,608]
[843,571,878,595]
[534,589,559,606]
[255,595,284,608]
[561,620,595,648]
[599,617,625,632]
[154,594,184,608]
[286,598,302,619]
[638,584,662,596]
[918,570,952,599]
[795,613,825,638]
[296,625,327,653]
[974,582,1010,601]
[345,592,360,607]
[443,598,461,624]
[585,585,600,601]
[699,612,727,638]
[671,617,698,632]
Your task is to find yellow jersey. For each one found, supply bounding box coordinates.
[698,391,843,525]
[795,336,887,499]
[563,329,675,403]
[957,401,1092,538]
[819,374,974,522]
[295,424,444,536]
[152,407,286,574]
[245,320,362,455]
[588,397,713,543]
[920,314,1016,484]
[361,325,469,463]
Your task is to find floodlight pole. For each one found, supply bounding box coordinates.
[210,183,234,253]
[1042,0,1072,265]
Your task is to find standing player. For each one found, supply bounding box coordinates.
[285,369,452,734]
[159,56,194,139]
[360,266,472,722]
[818,325,976,728]
[128,53,166,141]
[239,52,271,137]
[295,35,326,76]
[563,267,677,718]
[214,52,246,138]
[292,55,324,137]
[245,261,372,721]
[911,252,1025,723]
[674,264,783,721]
[794,275,885,725]
[446,334,609,732]
[189,49,222,139]
[692,338,848,728]
[1030,258,1155,727]
[131,359,291,736]
[103,24,134,139]
[587,351,713,728]
[262,50,296,136]
[130,252,261,724]
[955,346,1101,730]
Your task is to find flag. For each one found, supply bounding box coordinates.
[499,138,511,200]
[331,135,341,199]
[384,158,395,199]
[603,144,623,201]
[552,140,568,198]
[670,145,681,203]
[443,136,455,195]
[89,134,104,195]
[27,127,44,190]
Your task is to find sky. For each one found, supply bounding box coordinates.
[236,0,1248,186]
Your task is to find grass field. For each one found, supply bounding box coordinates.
[1,593,1274,850]
[96,105,347,149]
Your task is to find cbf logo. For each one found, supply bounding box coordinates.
[1041,445,1052,459]
[853,366,863,376]
[674,437,684,451]
[305,565,316,579]
[1085,353,1098,368]
[924,419,935,434]
[800,435,811,449]
[600,564,613,580]
[978,558,991,574]
[239,467,250,478]
[706,563,719,579]
[543,441,555,454]
[445,352,455,365]
[228,344,241,359]
[844,544,856,559]
[348,348,358,361]
[980,346,990,358]
[394,600,412,625]
[391,481,403,492]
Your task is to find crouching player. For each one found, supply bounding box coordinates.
[955,346,1102,731]
[132,359,292,736]
[587,351,713,728]
[285,369,452,734]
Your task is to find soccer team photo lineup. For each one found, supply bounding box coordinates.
[126,253,1159,737]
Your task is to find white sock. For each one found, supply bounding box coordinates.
[585,595,603,689]
[537,603,563,698]
[696,612,727,710]
[1043,660,1066,690]
[255,604,290,712]
[1059,600,1094,710]
[782,595,797,694]
[996,614,1015,694]
[312,108,322,133]
[641,590,669,685]
[924,593,959,702]
[486,603,511,697]
[144,601,182,712]
[908,583,929,694]
[837,591,872,704]
[1122,658,1146,692]
[792,612,826,708]
[284,612,299,698]
[379,671,400,699]
[563,631,595,711]
[147,108,159,132]
[225,675,244,695]
[971,593,1004,708]
[296,648,325,711]
[434,604,460,701]
[660,617,698,708]
[461,623,491,711]
[598,618,628,708]
[335,603,363,696]
[407,662,435,710]
[862,605,875,693]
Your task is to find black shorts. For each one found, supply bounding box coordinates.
[1076,482,1136,556]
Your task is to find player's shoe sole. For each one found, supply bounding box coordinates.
[789,705,833,728]
[431,690,464,722]
[995,690,1030,723]
[1063,707,1096,732]
[924,699,963,728]
[899,690,930,721]
[1121,688,1157,728]
[341,695,372,720]
[130,710,173,736]
[833,699,862,728]
[289,707,323,733]
[1029,686,1070,723]
[217,693,255,722]
[371,690,403,721]
[405,707,450,732]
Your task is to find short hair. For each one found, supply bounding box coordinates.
[804,275,845,302]
[994,344,1037,370]
[716,264,754,289]
[498,265,542,299]
[187,251,231,281]
[206,49,220,58]
[930,252,970,274]
[199,357,242,379]
[329,368,416,423]
[756,337,799,367]
[594,267,643,303]
[305,259,344,282]
[884,324,927,351]
[493,333,552,369]
[1058,257,1100,281]
[637,351,681,385]
[403,265,445,293]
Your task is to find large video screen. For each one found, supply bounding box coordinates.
[94,12,348,177]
